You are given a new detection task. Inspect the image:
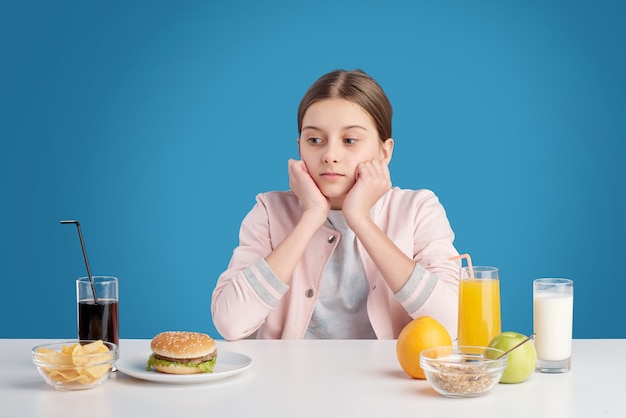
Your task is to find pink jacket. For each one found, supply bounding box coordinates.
[211,187,460,340]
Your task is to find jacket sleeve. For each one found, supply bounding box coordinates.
[393,190,460,339]
[211,195,289,341]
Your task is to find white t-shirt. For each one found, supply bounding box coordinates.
[304,210,377,339]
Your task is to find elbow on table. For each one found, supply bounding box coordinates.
[211,309,256,341]
[215,325,245,342]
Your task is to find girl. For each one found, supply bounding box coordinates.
[211,69,460,340]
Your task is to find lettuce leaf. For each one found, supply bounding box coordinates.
[146,354,217,373]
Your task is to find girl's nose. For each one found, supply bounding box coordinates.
[323,142,339,164]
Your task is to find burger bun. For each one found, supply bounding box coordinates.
[150,331,216,359]
[148,331,217,375]
[152,363,208,375]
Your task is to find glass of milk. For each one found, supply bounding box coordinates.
[533,278,574,373]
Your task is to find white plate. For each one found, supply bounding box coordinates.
[116,351,252,384]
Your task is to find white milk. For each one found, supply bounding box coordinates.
[534,293,574,360]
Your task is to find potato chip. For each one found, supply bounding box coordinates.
[75,373,94,384]
[71,344,90,366]
[48,369,82,382]
[82,340,106,354]
[84,363,110,379]
[37,347,73,366]
[61,343,78,356]
[35,340,113,385]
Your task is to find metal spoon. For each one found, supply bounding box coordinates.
[496,333,536,359]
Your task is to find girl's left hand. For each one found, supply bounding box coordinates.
[342,159,391,224]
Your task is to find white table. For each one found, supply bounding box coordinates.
[2,339,623,417]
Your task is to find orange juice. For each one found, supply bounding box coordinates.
[457,267,501,347]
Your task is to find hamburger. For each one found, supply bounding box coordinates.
[146,331,217,374]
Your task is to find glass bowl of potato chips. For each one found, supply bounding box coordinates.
[32,340,118,390]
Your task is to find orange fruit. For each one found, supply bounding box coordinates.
[396,316,452,379]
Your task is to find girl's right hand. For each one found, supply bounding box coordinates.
[288,159,329,226]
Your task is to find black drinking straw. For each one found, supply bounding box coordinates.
[61,220,98,303]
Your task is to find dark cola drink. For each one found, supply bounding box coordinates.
[78,299,119,346]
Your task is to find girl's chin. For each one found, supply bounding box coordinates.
[315,183,353,208]
[321,193,346,210]
[319,189,347,201]
[318,183,352,196]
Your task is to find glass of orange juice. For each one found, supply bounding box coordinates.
[457,266,501,347]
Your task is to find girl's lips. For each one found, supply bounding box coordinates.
[321,172,344,181]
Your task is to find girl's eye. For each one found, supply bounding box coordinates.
[307,137,323,144]
[344,138,357,144]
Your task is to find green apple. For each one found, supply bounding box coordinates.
[487,331,537,384]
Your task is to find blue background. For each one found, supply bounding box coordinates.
[1,0,624,340]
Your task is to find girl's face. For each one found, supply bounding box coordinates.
[298,98,393,209]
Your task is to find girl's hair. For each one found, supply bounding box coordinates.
[297,69,392,141]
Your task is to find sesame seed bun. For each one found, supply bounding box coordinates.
[148,331,217,374]
[150,331,216,359]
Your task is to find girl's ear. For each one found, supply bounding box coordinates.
[381,138,394,163]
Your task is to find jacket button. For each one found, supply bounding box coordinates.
[327,235,336,244]
[305,289,315,298]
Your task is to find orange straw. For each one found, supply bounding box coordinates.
[449,253,475,280]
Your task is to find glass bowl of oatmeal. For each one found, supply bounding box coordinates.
[420,346,507,398]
